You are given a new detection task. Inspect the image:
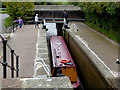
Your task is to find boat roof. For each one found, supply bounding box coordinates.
[50,36,76,68]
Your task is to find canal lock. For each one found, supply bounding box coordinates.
[45,22,84,89]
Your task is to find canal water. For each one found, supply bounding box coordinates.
[46,23,58,61]
[46,23,57,39]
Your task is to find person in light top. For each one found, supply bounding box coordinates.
[35,14,39,28]
[18,17,23,31]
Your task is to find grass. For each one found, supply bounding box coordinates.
[4,17,14,29]
[0,10,6,13]
[85,22,120,44]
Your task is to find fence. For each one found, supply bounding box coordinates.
[0,34,19,78]
[12,21,19,32]
[12,17,84,32]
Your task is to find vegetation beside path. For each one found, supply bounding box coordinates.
[2,2,35,29]
[0,10,6,13]
[4,17,14,29]
[71,2,120,43]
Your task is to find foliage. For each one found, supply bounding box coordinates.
[4,2,35,20]
[71,2,120,43]
[0,10,6,13]
[0,1,1,7]
[35,2,69,5]
[83,2,120,31]
[80,2,120,15]
[4,17,14,29]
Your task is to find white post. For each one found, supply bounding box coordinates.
[43,19,46,26]
[64,18,68,28]
[42,19,46,29]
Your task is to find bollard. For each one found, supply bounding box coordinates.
[16,55,19,77]
[63,29,66,39]
[64,18,69,29]
[42,19,46,29]
[2,39,7,78]
[11,50,14,78]
[13,22,14,32]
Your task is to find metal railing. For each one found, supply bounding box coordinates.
[12,21,19,32]
[70,23,78,32]
[12,17,84,32]
[0,34,19,78]
[22,17,84,24]
[34,58,51,78]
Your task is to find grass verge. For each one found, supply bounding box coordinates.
[0,10,6,13]
[4,17,14,29]
[85,22,120,44]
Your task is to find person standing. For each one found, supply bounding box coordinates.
[35,14,39,28]
[63,10,69,29]
[63,10,68,24]
[18,17,23,31]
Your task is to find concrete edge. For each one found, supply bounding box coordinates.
[34,27,51,78]
[20,77,73,88]
[66,29,116,88]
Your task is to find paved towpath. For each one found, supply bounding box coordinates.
[69,21,119,77]
[7,25,38,78]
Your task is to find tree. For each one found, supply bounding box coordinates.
[70,2,120,43]
[0,1,1,4]
[4,2,35,20]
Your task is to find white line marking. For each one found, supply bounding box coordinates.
[75,35,116,77]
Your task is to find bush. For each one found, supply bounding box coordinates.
[4,17,14,29]
[4,2,35,20]
[72,2,120,43]
[0,10,6,13]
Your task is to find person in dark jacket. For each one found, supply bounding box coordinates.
[63,10,69,29]
[63,10,68,24]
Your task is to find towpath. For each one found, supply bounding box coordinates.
[69,21,119,77]
[0,25,38,78]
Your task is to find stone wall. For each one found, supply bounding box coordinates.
[34,26,51,78]
[64,29,116,89]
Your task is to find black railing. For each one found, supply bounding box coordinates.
[12,17,84,32]
[13,21,19,32]
[24,17,84,22]
[0,34,19,78]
